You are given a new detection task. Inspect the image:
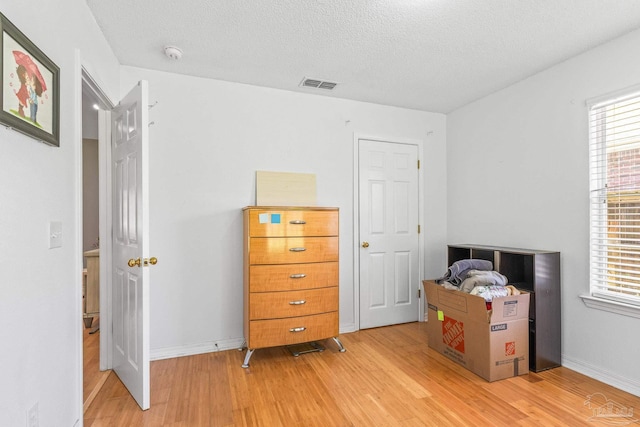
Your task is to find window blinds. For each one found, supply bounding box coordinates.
[589,92,640,305]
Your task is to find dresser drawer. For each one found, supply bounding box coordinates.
[248,312,338,348]
[247,209,338,237]
[249,262,338,292]
[250,287,338,319]
[249,237,338,265]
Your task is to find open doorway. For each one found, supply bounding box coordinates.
[80,74,153,411]
[81,69,113,412]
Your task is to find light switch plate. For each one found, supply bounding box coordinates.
[49,221,62,249]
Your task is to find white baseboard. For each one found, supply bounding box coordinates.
[340,323,357,334]
[150,329,358,361]
[562,354,640,398]
[150,337,245,361]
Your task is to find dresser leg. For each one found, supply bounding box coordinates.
[332,337,346,352]
[83,317,93,329]
[242,348,255,368]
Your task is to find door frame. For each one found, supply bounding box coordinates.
[352,133,425,331]
[77,54,116,390]
[97,102,114,371]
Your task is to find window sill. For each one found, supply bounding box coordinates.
[580,295,640,319]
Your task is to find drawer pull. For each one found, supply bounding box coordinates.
[290,274,306,279]
[289,220,307,224]
[289,327,306,333]
[289,300,306,305]
[289,247,306,252]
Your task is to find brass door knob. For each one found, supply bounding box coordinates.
[362,241,369,248]
[128,257,158,267]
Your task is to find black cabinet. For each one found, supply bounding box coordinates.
[447,244,561,372]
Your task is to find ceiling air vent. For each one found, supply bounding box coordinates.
[300,77,338,90]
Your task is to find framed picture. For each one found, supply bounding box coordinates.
[0,12,59,147]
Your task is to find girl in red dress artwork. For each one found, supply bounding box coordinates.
[14,64,29,118]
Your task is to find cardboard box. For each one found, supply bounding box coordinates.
[423,280,530,382]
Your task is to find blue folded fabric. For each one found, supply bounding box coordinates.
[435,259,493,287]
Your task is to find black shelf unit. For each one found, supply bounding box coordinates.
[447,244,561,372]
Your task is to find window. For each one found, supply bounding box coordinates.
[589,89,640,309]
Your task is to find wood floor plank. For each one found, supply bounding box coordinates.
[85,322,640,426]
[83,317,110,413]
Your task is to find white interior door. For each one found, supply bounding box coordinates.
[111,81,151,410]
[359,139,420,329]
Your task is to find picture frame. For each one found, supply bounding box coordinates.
[0,12,59,147]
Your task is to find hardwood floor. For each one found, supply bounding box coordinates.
[83,318,111,413]
[84,322,640,426]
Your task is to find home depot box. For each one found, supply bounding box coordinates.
[423,280,530,382]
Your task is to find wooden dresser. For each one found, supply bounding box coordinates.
[242,206,345,367]
[83,248,100,329]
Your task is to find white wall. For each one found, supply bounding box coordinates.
[119,66,447,358]
[447,29,640,396]
[0,2,120,425]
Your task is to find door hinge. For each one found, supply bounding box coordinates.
[417,160,420,169]
[418,288,421,298]
[418,225,421,234]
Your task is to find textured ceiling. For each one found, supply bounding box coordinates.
[85,0,640,113]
